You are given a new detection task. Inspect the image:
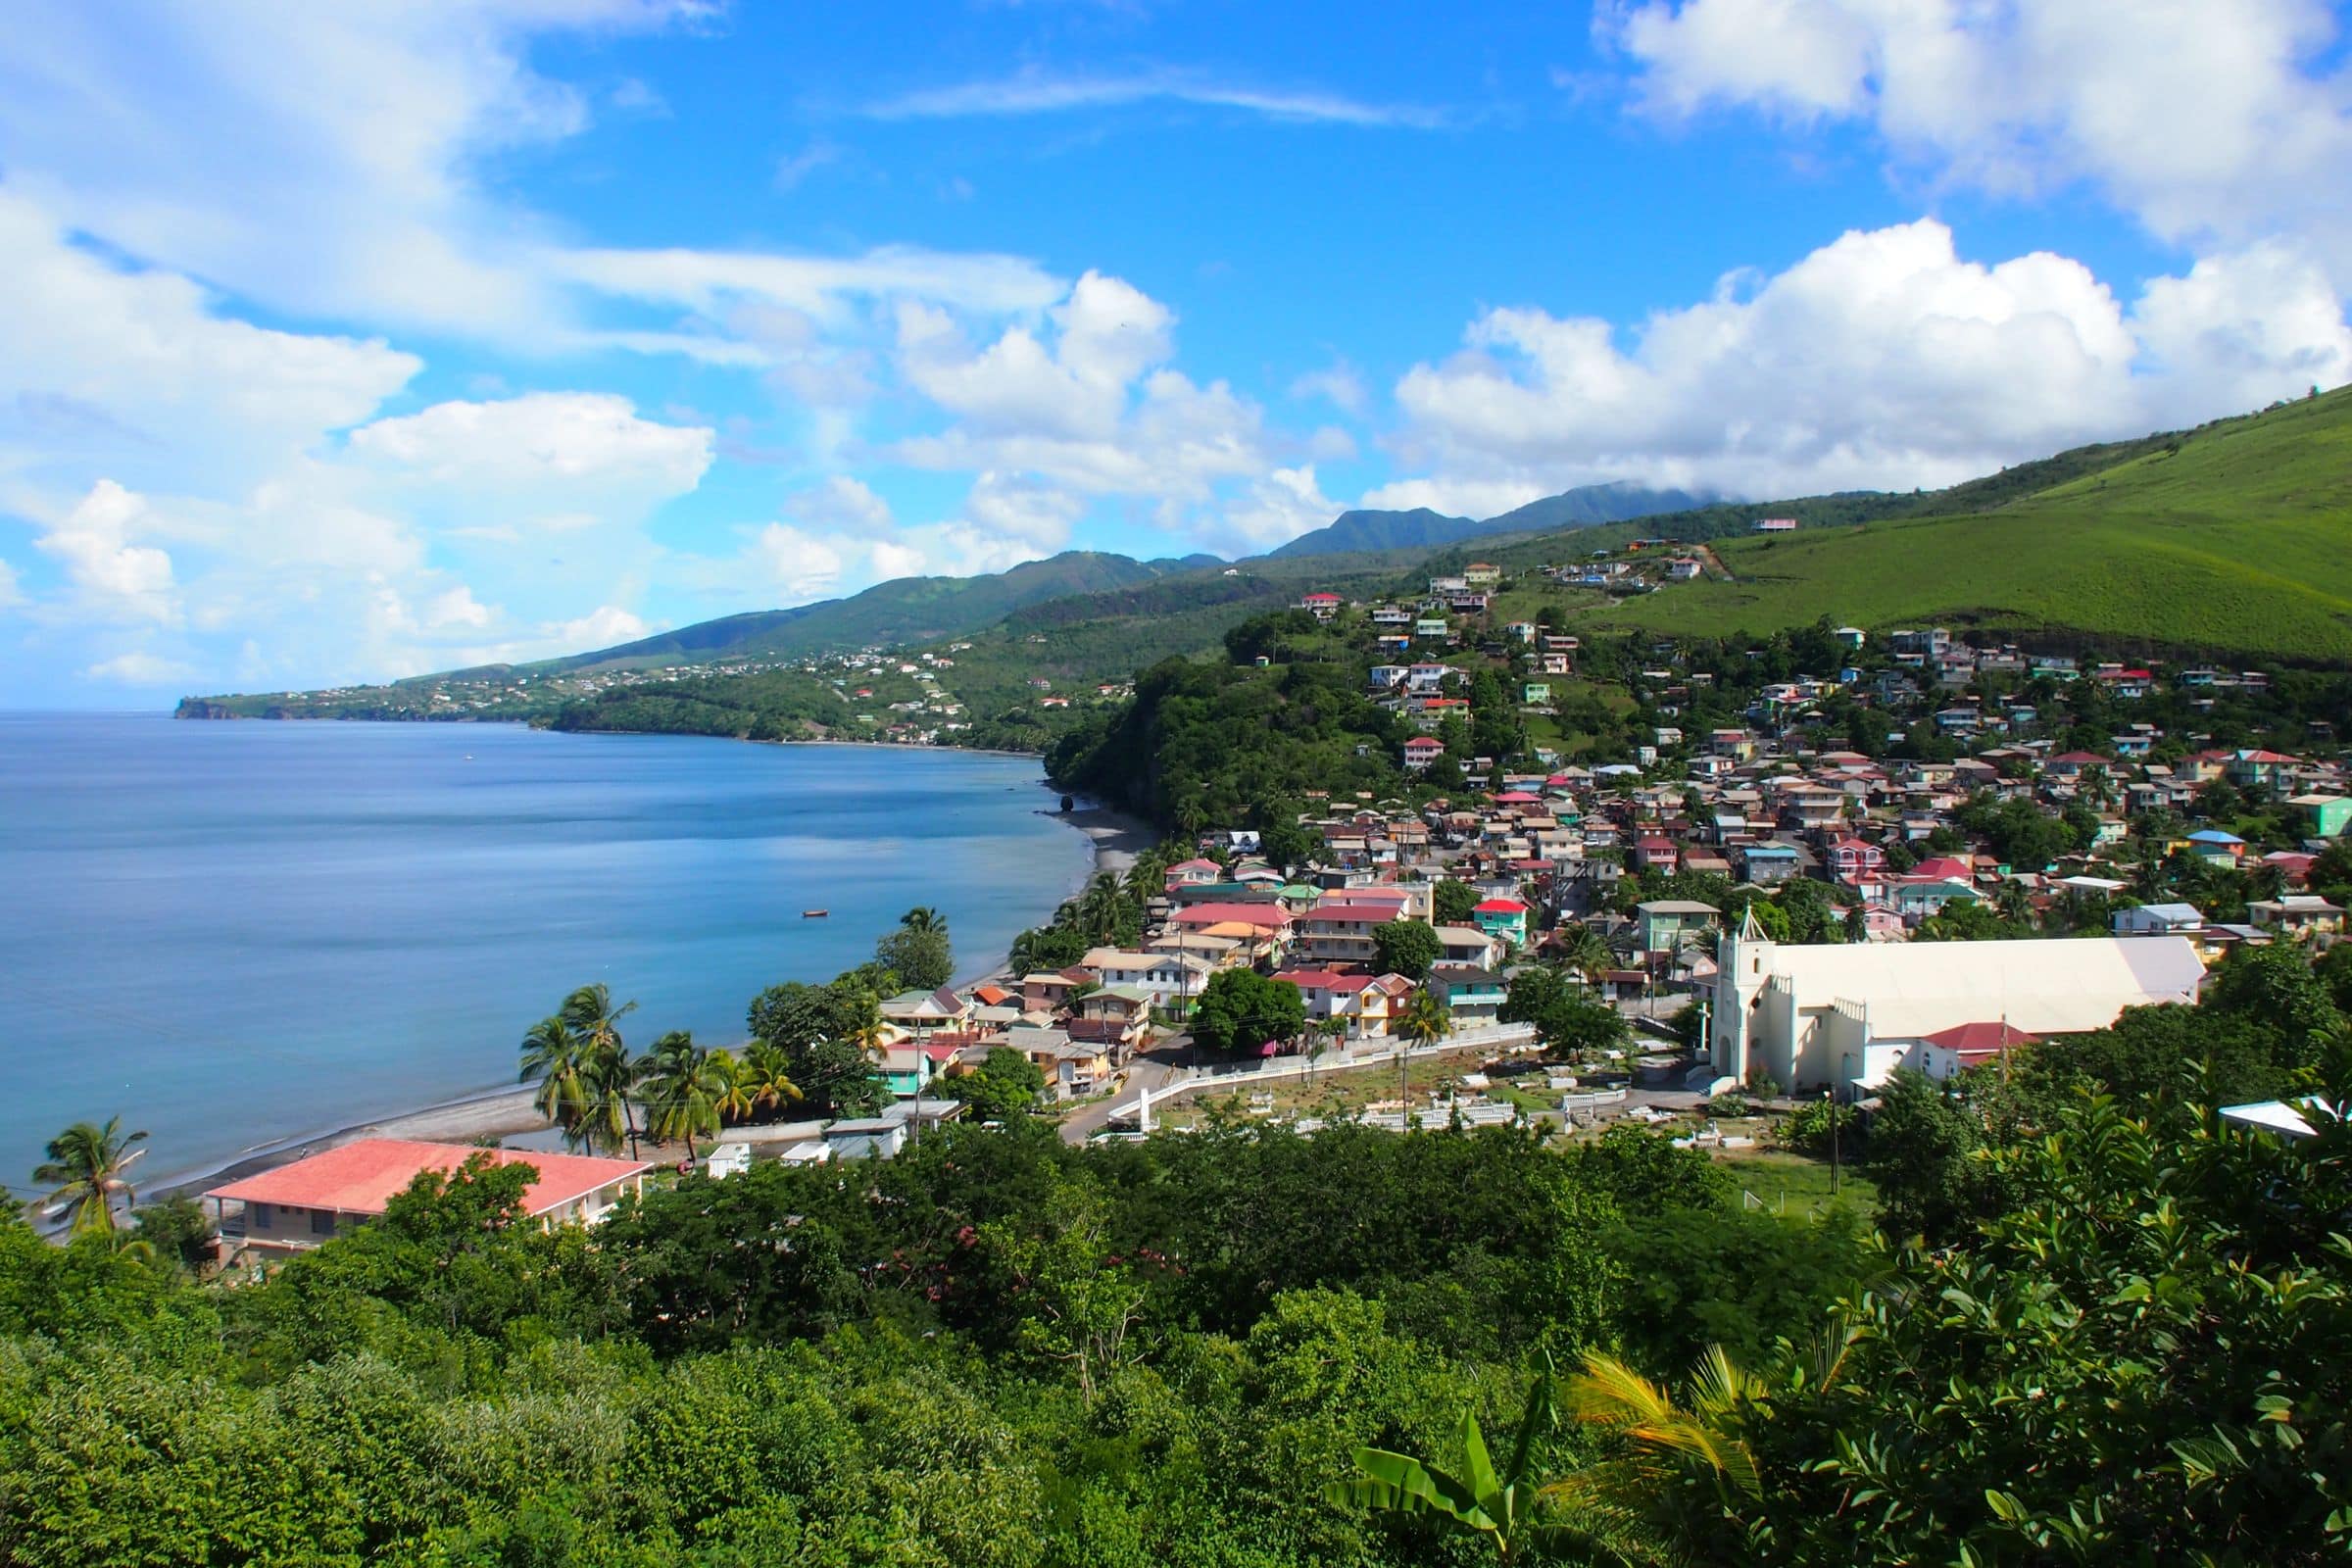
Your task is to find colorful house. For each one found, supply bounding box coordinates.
[1471,897,1530,947]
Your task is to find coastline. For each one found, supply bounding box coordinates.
[152,787,1160,1203]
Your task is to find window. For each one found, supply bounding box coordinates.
[311,1207,337,1236]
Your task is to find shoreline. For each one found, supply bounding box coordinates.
[149,783,1161,1203]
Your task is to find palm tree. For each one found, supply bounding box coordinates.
[1306,1014,1347,1088]
[1396,986,1453,1050]
[1328,1377,1624,1566]
[733,1040,803,1121]
[518,1013,594,1147]
[561,984,642,1155]
[899,906,947,936]
[838,987,891,1062]
[641,1031,725,1159]
[1554,926,1615,986]
[34,1116,147,1237]
[708,1049,757,1125]
[1544,1347,1767,1553]
[1086,874,1131,941]
[1391,986,1454,1122]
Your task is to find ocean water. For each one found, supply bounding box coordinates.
[0,713,1094,1191]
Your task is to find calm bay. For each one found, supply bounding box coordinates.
[0,713,1094,1192]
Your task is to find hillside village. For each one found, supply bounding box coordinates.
[781,564,2347,1142]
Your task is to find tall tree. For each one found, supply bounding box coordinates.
[517,1012,593,1148]
[875,907,955,993]
[1372,918,1443,981]
[562,984,642,1156]
[33,1116,147,1238]
[641,1031,725,1159]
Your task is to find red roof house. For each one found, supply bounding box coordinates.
[209,1139,652,1253]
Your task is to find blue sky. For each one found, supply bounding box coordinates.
[5,1,2351,705]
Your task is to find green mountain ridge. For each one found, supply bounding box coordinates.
[180,389,2352,723]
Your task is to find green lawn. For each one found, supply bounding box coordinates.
[1715,1149,1879,1217]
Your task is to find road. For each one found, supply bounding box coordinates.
[1057,1043,1189,1145]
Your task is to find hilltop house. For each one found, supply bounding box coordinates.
[208,1141,651,1254]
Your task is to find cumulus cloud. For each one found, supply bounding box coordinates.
[1388,219,2352,499]
[349,392,712,493]
[34,481,178,623]
[1206,466,1344,553]
[82,651,200,685]
[549,605,651,647]
[1609,0,2352,258]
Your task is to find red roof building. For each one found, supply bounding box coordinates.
[209,1139,652,1253]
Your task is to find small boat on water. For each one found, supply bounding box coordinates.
[802,908,828,918]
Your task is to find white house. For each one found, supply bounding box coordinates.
[1706,910,2204,1092]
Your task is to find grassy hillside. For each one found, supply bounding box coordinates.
[1552,388,2352,662]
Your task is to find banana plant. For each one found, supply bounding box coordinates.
[1327,1376,1626,1565]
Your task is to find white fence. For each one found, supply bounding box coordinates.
[1103,1023,1538,1126]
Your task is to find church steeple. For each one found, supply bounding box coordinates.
[1710,904,1773,1084]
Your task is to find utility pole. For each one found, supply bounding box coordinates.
[1827,1084,1840,1196]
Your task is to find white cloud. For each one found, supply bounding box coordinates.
[34,480,179,623]
[886,270,1279,553]
[349,392,712,493]
[0,184,421,495]
[1355,476,1548,520]
[898,271,1176,441]
[82,651,199,685]
[0,4,710,340]
[960,473,1083,550]
[2130,240,2352,416]
[1208,465,1344,553]
[1388,219,2352,499]
[425,585,497,630]
[549,605,651,647]
[862,68,1445,128]
[1610,0,2352,258]
[0,559,24,610]
[1289,361,1369,415]
[774,139,840,191]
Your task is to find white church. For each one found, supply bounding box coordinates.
[1705,910,2207,1094]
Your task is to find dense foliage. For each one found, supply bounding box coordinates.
[0,1112,1879,1567]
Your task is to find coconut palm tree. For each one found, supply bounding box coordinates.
[899,906,946,935]
[1075,873,1126,942]
[838,987,891,1061]
[1396,986,1454,1051]
[1544,1347,1768,1555]
[733,1040,803,1121]
[561,983,643,1154]
[707,1049,757,1125]
[641,1031,726,1159]
[1554,925,1616,986]
[518,1012,594,1147]
[34,1116,147,1237]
